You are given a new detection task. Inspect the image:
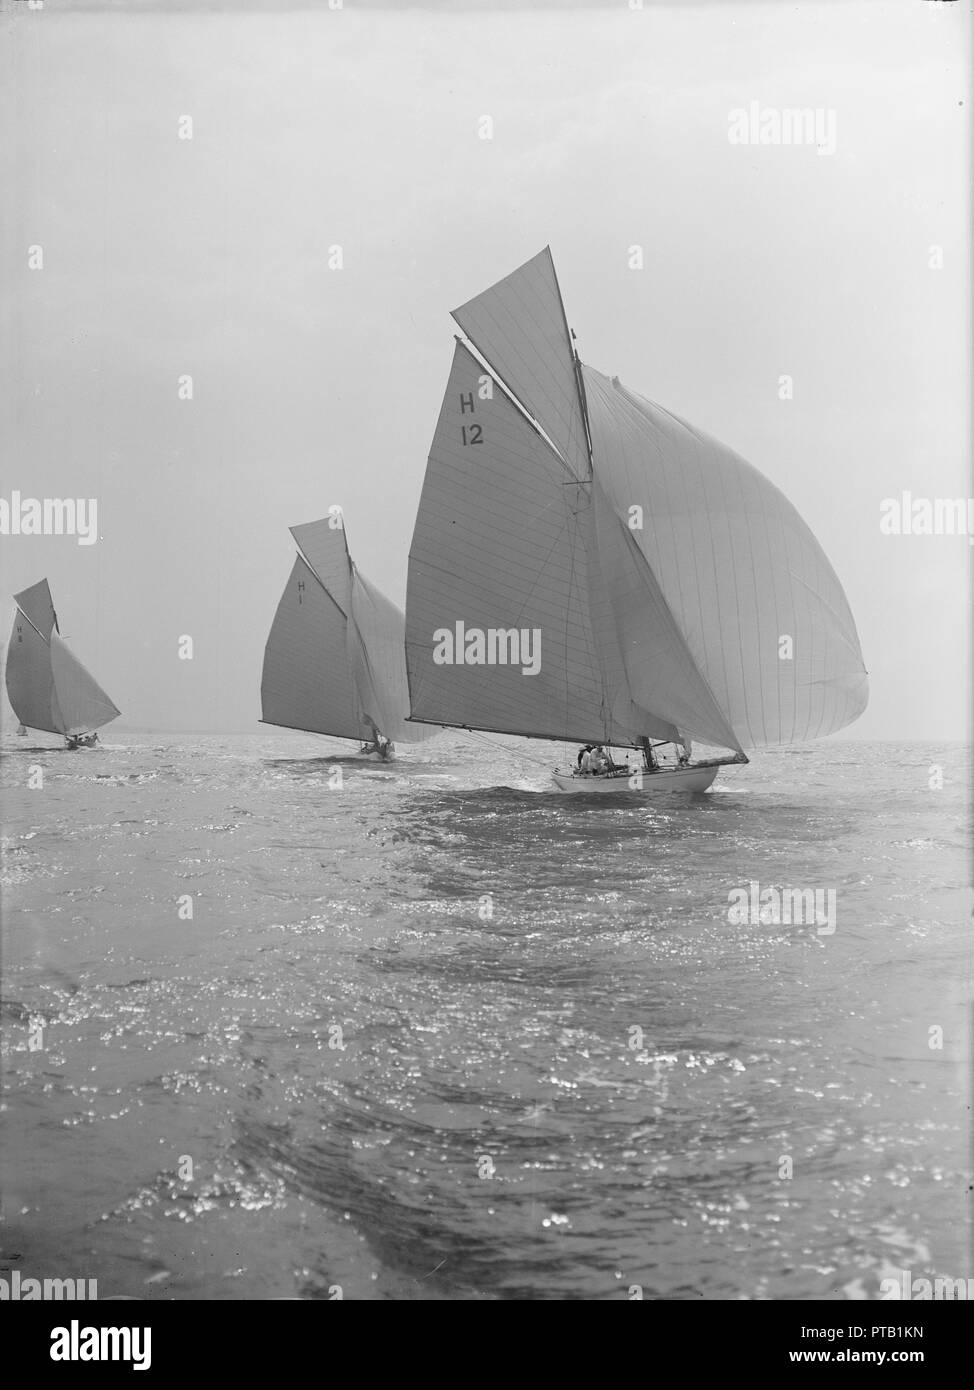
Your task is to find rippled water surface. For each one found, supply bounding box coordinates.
[1,732,970,1300]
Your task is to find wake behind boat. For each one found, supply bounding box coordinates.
[5,578,120,749]
[260,514,437,759]
[405,248,868,795]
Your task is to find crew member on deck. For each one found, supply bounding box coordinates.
[590,745,610,774]
[599,746,626,774]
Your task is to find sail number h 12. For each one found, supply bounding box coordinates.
[432,622,541,676]
[459,381,491,446]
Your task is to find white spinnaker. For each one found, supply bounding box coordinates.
[407,341,650,745]
[260,554,362,738]
[49,629,121,735]
[451,246,590,480]
[5,608,60,733]
[583,366,868,747]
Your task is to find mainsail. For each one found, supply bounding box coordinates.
[5,578,120,737]
[406,248,868,751]
[260,517,434,744]
[405,341,611,744]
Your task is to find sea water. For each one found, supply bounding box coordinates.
[1,732,970,1300]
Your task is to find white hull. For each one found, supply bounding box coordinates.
[551,764,720,795]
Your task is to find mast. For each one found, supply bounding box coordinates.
[547,247,594,478]
[570,331,595,476]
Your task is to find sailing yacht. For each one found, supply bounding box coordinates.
[5,579,120,748]
[405,248,867,794]
[260,515,436,758]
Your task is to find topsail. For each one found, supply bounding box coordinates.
[405,248,867,752]
[260,517,435,744]
[5,579,120,737]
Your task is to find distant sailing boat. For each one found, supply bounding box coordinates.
[6,579,120,749]
[405,248,868,794]
[260,515,437,759]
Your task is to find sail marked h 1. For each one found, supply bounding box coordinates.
[260,516,435,745]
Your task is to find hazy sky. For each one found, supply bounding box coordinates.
[1,0,969,738]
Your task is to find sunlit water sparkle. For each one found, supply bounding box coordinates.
[1,732,970,1300]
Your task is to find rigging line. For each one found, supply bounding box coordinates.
[11,604,49,645]
[548,249,592,470]
[458,724,561,772]
[507,513,572,631]
[563,487,582,761]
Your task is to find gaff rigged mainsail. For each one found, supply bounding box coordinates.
[260,517,435,744]
[405,247,867,752]
[5,578,120,737]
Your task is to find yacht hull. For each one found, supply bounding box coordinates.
[551,765,720,794]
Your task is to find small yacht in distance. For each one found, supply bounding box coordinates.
[6,578,120,749]
[260,514,437,760]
